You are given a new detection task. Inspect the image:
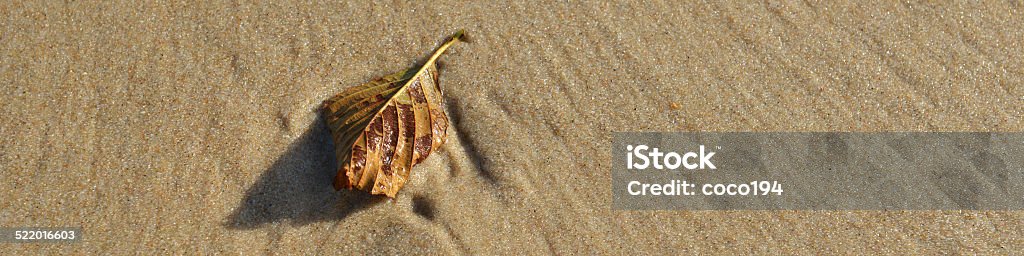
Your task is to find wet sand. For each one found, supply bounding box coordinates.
[1,1,1022,254]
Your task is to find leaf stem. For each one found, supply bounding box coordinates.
[422,29,465,71]
[395,30,465,96]
[364,30,464,130]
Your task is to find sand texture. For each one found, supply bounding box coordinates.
[2,1,1023,254]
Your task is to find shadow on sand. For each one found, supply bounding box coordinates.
[225,115,385,229]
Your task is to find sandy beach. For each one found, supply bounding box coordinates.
[2,1,1023,254]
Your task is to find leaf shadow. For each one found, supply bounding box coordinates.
[444,97,499,185]
[224,114,385,230]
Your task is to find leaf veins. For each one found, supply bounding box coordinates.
[321,30,465,198]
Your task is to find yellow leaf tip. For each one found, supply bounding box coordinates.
[452,29,470,43]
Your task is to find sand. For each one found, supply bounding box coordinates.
[2,1,1023,254]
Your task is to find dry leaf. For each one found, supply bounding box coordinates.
[321,30,465,198]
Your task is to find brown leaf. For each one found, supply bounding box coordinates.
[321,30,464,198]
